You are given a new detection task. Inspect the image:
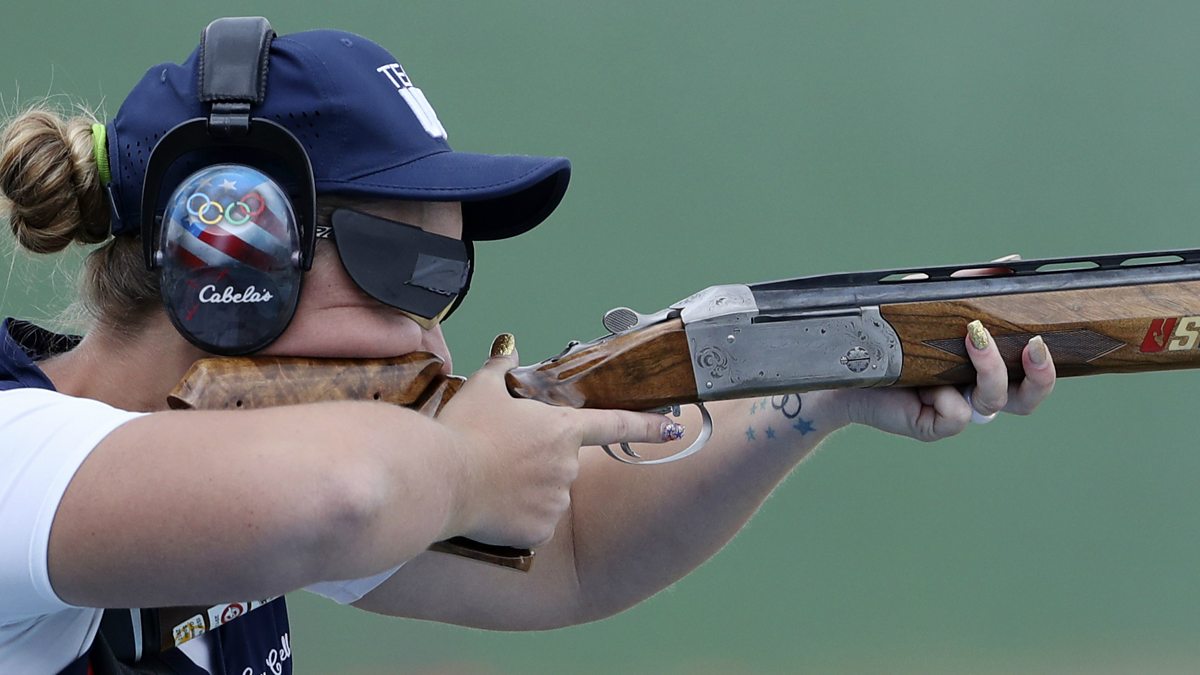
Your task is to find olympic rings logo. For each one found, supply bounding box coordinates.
[186,191,266,226]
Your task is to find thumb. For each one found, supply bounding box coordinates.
[478,332,519,377]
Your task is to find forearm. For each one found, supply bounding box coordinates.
[50,401,464,608]
[355,391,851,630]
[566,389,850,621]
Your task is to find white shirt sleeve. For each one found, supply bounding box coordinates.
[0,388,146,624]
[303,563,404,605]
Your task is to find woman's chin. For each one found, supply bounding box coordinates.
[260,306,430,359]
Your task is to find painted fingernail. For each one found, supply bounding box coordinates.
[661,422,686,441]
[490,333,515,357]
[1028,335,1049,368]
[967,320,990,351]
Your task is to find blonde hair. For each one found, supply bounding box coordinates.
[0,107,160,334]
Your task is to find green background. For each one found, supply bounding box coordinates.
[4,1,1200,673]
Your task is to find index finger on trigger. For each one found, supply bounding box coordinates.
[575,408,679,448]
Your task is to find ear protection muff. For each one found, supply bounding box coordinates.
[141,17,316,355]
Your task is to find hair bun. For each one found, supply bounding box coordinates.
[0,108,111,254]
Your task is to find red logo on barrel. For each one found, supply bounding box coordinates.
[1141,316,1200,352]
[1141,318,1177,353]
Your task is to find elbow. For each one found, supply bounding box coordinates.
[293,449,392,582]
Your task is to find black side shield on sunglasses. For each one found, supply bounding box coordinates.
[330,208,472,323]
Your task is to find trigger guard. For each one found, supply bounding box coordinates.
[601,402,713,466]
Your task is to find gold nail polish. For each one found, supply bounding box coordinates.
[1028,335,1049,367]
[491,333,515,357]
[967,320,989,351]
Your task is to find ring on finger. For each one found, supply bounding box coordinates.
[961,386,998,425]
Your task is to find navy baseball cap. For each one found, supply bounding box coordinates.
[105,28,571,241]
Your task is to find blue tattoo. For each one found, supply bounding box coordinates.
[765,426,776,440]
[771,394,802,419]
[792,418,816,435]
[745,426,756,441]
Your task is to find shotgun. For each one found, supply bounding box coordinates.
[168,246,1200,570]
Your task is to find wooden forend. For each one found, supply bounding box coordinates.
[881,279,1200,387]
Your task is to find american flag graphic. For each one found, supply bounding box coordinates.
[165,167,296,272]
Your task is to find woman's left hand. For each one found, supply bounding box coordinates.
[831,320,1056,441]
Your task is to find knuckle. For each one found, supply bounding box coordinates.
[946,409,972,434]
[913,418,942,442]
[550,409,575,442]
[994,389,1010,411]
[534,529,557,548]
[550,459,574,487]
[975,396,1004,416]
[918,427,944,443]
[643,415,662,440]
[1011,399,1037,416]
[528,523,556,549]
[552,407,573,429]
[613,414,632,440]
[973,354,1003,375]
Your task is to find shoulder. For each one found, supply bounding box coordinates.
[0,388,144,439]
[0,390,145,625]
[0,389,147,472]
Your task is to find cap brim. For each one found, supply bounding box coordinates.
[315,150,570,241]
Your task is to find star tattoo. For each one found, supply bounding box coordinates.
[765,426,776,440]
[792,418,816,435]
[745,427,756,441]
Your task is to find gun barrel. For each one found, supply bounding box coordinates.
[750,248,1200,317]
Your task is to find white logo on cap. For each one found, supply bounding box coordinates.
[377,63,448,140]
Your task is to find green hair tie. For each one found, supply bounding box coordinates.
[91,123,112,186]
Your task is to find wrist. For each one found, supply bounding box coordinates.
[792,389,852,434]
[434,423,482,541]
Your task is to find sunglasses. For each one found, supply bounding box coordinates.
[321,209,474,329]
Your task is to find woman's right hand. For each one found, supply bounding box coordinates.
[436,334,675,549]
